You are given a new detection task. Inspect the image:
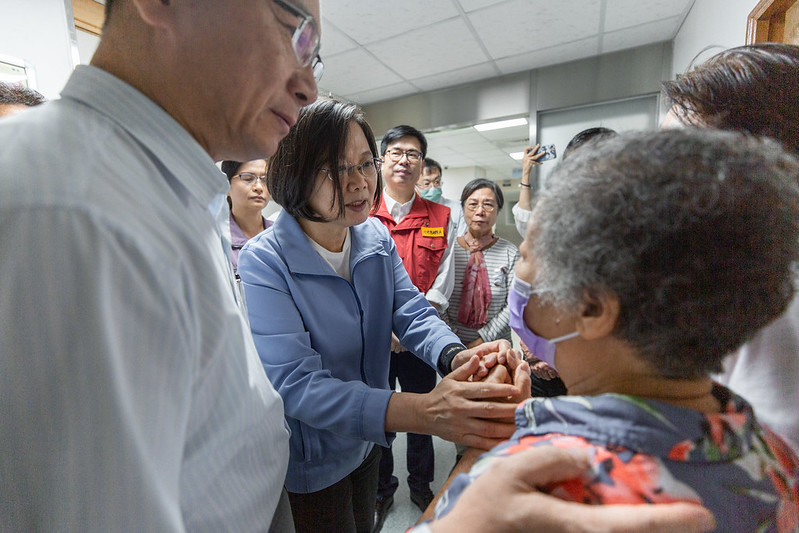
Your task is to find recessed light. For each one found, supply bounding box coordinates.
[473,118,528,132]
[509,151,525,160]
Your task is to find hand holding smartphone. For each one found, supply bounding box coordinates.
[528,144,557,162]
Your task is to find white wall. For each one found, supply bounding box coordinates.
[671,0,755,77]
[0,0,75,98]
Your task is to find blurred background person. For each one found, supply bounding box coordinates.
[219,159,273,276]
[432,129,799,533]
[662,42,799,452]
[0,82,45,117]
[238,98,525,533]
[417,157,466,236]
[513,127,617,237]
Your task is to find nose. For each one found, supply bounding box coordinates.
[289,64,319,106]
[346,168,368,191]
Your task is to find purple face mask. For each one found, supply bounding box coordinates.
[508,277,578,370]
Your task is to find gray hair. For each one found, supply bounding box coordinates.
[530,129,799,378]
[0,82,45,107]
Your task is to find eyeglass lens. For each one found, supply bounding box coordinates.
[466,202,496,212]
[387,149,421,162]
[237,173,267,185]
[326,159,382,179]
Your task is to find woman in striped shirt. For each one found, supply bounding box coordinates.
[445,178,519,348]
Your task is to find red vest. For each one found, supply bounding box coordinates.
[371,194,451,294]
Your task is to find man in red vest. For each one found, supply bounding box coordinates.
[371,125,456,530]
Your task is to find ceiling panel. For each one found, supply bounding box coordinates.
[468,0,602,58]
[601,17,681,55]
[321,0,459,45]
[368,18,491,79]
[456,0,510,12]
[318,20,360,57]
[495,36,600,74]
[342,81,420,107]
[318,49,403,96]
[604,0,693,32]
[412,62,499,92]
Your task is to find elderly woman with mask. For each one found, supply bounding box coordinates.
[424,129,799,533]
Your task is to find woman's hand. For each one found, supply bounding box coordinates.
[522,144,545,179]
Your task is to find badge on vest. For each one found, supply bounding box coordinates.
[421,227,444,238]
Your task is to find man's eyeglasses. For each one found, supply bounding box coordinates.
[385,148,422,163]
[464,201,497,213]
[233,173,268,186]
[273,0,324,82]
[321,158,382,180]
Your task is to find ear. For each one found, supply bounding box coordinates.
[128,0,175,30]
[574,289,619,340]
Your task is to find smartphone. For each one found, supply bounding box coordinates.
[528,144,557,162]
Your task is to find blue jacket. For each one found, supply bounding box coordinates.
[238,212,461,493]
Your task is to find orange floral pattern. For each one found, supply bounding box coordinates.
[435,384,799,532]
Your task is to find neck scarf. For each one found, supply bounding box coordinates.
[457,232,496,329]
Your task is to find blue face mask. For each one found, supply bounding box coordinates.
[508,277,578,370]
[419,186,443,203]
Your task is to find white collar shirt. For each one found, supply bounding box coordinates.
[382,189,416,224]
[0,66,289,531]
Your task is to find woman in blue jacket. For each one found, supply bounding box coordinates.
[238,98,527,533]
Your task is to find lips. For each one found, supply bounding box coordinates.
[346,199,370,211]
[250,196,266,202]
[272,109,298,130]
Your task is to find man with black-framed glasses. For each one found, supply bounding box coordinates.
[371,125,459,529]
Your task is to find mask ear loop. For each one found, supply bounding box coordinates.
[550,331,579,344]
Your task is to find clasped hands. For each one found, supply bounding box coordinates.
[426,339,531,450]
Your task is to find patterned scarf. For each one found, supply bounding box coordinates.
[457,233,495,329]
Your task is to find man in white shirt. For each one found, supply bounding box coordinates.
[0,0,321,530]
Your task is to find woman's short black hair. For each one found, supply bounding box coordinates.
[460,178,504,211]
[221,161,242,180]
[267,98,382,222]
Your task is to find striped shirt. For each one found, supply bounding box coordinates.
[445,237,520,344]
[0,66,289,532]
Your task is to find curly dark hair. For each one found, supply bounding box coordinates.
[532,129,799,378]
[662,43,799,155]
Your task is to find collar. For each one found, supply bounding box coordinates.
[516,383,761,463]
[229,213,268,247]
[382,189,416,221]
[61,66,226,209]
[272,211,387,276]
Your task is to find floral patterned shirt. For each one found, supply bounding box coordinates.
[434,384,799,532]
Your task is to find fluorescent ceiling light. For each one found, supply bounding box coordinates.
[509,151,525,160]
[473,118,528,132]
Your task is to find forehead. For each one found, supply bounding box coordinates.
[387,136,422,152]
[238,159,267,174]
[423,167,441,178]
[467,187,497,201]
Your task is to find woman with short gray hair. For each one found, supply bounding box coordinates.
[425,129,799,532]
